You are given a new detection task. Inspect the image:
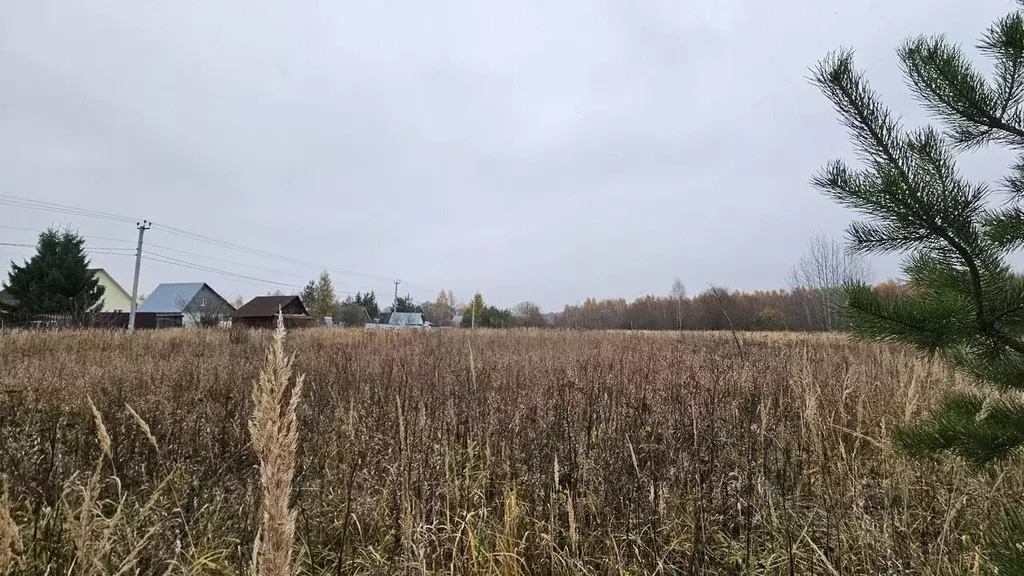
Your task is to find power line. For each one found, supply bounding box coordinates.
[0,225,138,246]
[153,223,400,284]
[0,240,133,253]
[0,224,44,233]
[143,252,329,293]
[145,244,313,281]
[2,225,297,278]
[0,195,138,224]
[0,194,437,292]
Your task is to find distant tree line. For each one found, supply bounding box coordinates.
[298,237,882,331]
[555,285,890,332]
[558,236,875,332]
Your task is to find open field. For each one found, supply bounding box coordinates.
[0,328,1016,575]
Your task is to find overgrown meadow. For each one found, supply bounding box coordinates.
[0,328,1014,575]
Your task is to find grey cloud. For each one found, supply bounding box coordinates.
[0,0,1017,309]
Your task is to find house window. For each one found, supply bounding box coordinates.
[199,297,207,307]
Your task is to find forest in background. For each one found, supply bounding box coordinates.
[553,281,904,332]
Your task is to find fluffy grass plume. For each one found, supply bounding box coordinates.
[249,313,304,576]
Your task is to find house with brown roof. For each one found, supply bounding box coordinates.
[233,295,314,328]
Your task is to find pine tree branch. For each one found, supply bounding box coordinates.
[844,284,975,351]
[900,36,999,147]
[985,505,1024,574]
[988,330,1024,357]
[816,54,990,325]
[985,206,1024,248]
[1003,156,1024,200]
[901,35,1024,148]
[818,9,1024,567]
[981,12,1024,124]
[893,392,1024,466]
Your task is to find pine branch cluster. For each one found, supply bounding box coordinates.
[814,4,1024,572]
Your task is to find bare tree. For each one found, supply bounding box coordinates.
[669,278,687,330]
[788,233,872,331]
[424,290,456,326]
[706,285,744,359]
[512,301,547,328]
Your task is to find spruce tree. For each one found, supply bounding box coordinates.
[814,3,1024,571]
[4,228,105,318]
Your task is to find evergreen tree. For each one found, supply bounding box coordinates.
[393,294,421,314]
[355,291,380,320]
[309,270,339,320]
[4,228,105,318]
[300,281,315,311]
[814,4,1024,571]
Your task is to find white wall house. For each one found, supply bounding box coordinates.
[90,269,133,313]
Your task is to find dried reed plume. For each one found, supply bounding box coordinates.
[249,313,304,576]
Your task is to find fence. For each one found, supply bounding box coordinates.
[0,312,162,330]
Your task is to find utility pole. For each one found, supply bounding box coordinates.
[393,279,401,312]
[128,220,150,332]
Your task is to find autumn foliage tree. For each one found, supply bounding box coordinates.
[423,290,456,326]
[556,287,871,331]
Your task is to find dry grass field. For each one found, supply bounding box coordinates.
[0,328,1016,575]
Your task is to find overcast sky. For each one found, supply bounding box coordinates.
[0,0,1017,310]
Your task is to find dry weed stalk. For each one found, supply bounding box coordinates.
[72,399,113,576]
[64,401,169,576]
[249,313,304,576]
[497,490,523,576]
[126,403,158,452]
[0,486,22,575]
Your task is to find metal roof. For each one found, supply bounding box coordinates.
[388,312,424,326]
[234,295,307,318]
[137,283,207,314]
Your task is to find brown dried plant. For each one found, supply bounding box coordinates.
[249,313,304,576]
[0,485,22,575]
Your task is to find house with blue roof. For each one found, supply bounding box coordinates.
[137,282,234,328]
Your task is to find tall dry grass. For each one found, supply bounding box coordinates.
[0,484,21,574]
[249,318,303,576]
[0,328,1017,574]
